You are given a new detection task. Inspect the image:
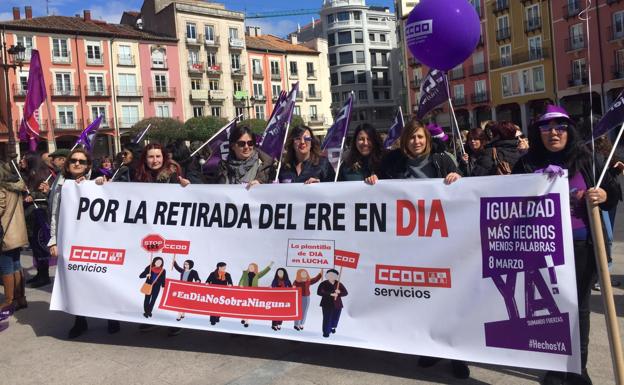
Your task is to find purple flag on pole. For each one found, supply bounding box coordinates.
[19,50,47,152]
[259,82,299,160]
[132,124,151,144]
[76,115,103,152]
[592,90,624,139]
[384,108,405,149]
[321,94,353,171]
[416,69,448,119]
[201,118,238,175]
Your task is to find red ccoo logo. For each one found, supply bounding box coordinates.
[375,264,451,288]
[69,246,126,265]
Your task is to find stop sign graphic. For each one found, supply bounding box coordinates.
[141,234,165,253]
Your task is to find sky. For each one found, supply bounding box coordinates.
[0,0,395,38]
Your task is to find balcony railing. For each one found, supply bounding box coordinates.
[369,40,391,47]
[117,54,135,66]
[253,94,266,102]
[188,62,205,73]
[565,37,586,52]
[149,87,175,99]
[612,64,624,80]
[307,91,322,100]
[186,34,203,45]
[524,17,542,33]
[231,65,245,77]
[496,27,511,41]
[190,89,209,100]
[305,115,325,125]
[449,67,465,80]
[252,71,264,80]
[116,86,143,97]
[86,56,104,66]
[609,26,624,41]
[371,59,389,67]
[12,84,26,97]
[470,62,486,76]
[307,71,317,79]
[270,72,281,80]
[568,72,588,87]
[563,3,581,20]
[372,80,392,87]
[489,50,549,70]
[87,118,110,128]
[410,79,422,89]
[118,118,141,129]
[452,96,466,106]
[209,90,226,101]
[204,35,220,47]
[85,86,111,97]
[494,0,509,14]
[151,59,168,70]
[206,63,223,75]
[52,55,71,64]
[50,85,81,97]
[471,92,489,104]
[229,37,245,49]
[53,119,83,130]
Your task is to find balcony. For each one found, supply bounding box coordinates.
[372,80,392,87]
[471,92,489,104]
[188,61,205,74]
[496,27,511,42]
[12,84,26,97]
[86,56,104,66]
[50,85,81,98]
[231,65,245,77]
[528,48,544,61]
[149,87,175,99]
[270,72,281,81]
[229,37,245,50]
[186,34,203,46]
[253,94,266,102]
[208,89,226,101]
[524,17,542,33]
[305,115,326,125]
[568,72,588,87]
[53,119,83,131]
[452,96,466,107]
[116,86,143,97]
[84,86,111,97]
[449,67,465,80]
[371,59,389,68]
[563,3,581,20]
[87,118,110,128]
[204,35,220,48]
[52,55,71,64]
[489,50,549,70]
[307,91,322,100]
[565,37,586,52]
[190,89,209,100]
[609,26,624,41]
[493,0,509,14]
[612,64,624,80]
[117,54,135,66]
[252,71,264,80]
[118,118,141,129]
[206,63,223,76]
[470,62,486,76]
[307,71,317,79]
[410,79,421,89]
[369,40,391,48]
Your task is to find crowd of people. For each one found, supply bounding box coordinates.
[0,104,622,384]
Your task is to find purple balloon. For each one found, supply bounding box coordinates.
[406,0,481,71]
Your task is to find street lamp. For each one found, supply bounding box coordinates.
[1,41,26,159]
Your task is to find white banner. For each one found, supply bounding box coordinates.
[50,175,580,373]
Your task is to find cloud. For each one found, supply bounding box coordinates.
[89,1,141,23]
[246,19,298,39]
[0,12,12,22]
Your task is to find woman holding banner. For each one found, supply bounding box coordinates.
[215,126,275,186]
[134,143,190,186]
[338,124,384,182]
[48,149,121,338]
[293,269,323,331]
[513,105,620,385]
[278,126,334,183]
[238,261,273,327]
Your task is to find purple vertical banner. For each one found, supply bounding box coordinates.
[201,118,237,175]
[259,83,298,160]
[321,94,353,171]
[480,194,572,356]
[416,69,448,119]
[19,49,47,151]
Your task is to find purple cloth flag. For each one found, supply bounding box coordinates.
[19,50,47,152]
[593,90,624,139]
[201,117,238,175]
[321,94,353,171]
[132,123,151,144]
[76,115,103,152]
[266,90,287,124]
[384,108,405,149]
[259,82,299,160]
[416,69,448,119]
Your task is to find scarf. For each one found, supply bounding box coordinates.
[218,271,226,281]
[226,151,259,184]
[405,154,434,179]
[247,271,256,287]
[151,266,163,274]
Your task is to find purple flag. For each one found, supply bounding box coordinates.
[132,123,151,144]
[266,90,287,124]
[76,115,103,152]
[201,118,238,175]
[19,50,47,152]
[259,82,299,160]
[592,90,624,139]
[384,107,405,149]
[416,69,448,119]
[321,94,353,171]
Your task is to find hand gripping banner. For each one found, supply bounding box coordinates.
[50,175,581,373]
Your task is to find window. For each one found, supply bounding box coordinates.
[614,11,624,39]
[331,93,339,103]
[151,49,165,68]
[209,80,219,91]
[472,51,484,73]
[88,75,104,94]
[86,42,102,64]
[500,44,512,67]
[233,81,242,92]
[471,0,481,16]
[193,106,204,117]
[289,61,298,76]
[18,74,27,94]
[52,38,69,62]
[353,11,361,21]
[231,54,241,70]
[156,105,171,118]
[570,23,584,49]
[328,33,335,47]
[255,105,265,120]
[118,45,132,65]
[341,71,355,84]
[337,31,352,45]
[356,51,365,63]
[453,84,465,102]
[526,4,540,29]
[339,51,353,64]
[369,33,375,42]
[475,79,486,97]
[357,71,366,83]
[253,83,264,97]
[528,36,542,60]
[55,73,71,94]
[272,84,282,96]
[235,107,244,120]
[337,11,349,21]
[501,66,544,97]
[154,75,167,92]
[252,59,262,75]
[206,52,217,67]
[533,67,544,91]
[497,15,509,40]
[354,30,363,43]
[229,27,239,39]
[329,54,337,66]
[118,74,137,95]
[308,84,316,97]
[191,79,202,90]
[189,50,200,64]
[91,106,107,126]
[205,25,215,42]
[211,107,221,117]
[57,106,75,128]
[121,105,139,126]
[568,0,580,14]
[327,14,335,24]
[294,106,301,116]
[572,59,586,83]
[358,90,368,101]
[380,34,386,42]
[306,62,314,77]
[330,73,338,86]
[186,23,197,40]
[270,60,280,75]
[16,36,33,61]
[309,105,318,119]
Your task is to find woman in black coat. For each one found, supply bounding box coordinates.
[206,262,233,325]
[472,121,521,176]
[278,125,335,183]
[172,257,200,321]
[317,269,347,338]
[139,256,167,318]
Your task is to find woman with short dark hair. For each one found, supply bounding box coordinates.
[278,126,335,183]
[460,127,488,176]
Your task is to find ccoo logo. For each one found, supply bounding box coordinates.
[406,19,433,42]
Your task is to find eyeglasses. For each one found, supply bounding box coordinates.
[294,136,312,143]
[236,140,255,148]
[539,124,568,133]
[69,158,88,165]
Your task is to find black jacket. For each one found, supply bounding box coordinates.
[278,156,335,183]
[472,139,521,176]
[206,271,233,286]
[317,280,348,309]
[173,261,200,282]
[140,266,166,288]
[379,149,459,180]
[216,149,276,184]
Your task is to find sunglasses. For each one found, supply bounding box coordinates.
[294,136,312,143]
[69,158,88,165]
[539,124,568,133]
[236,140,255,148]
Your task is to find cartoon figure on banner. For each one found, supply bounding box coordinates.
[238,261,274,327]
[139,256,167,318]
[206,262,233,325]
[172,256,201,322]
[293,268,323,331]
[317,269,348,338]
[270,268,292,331]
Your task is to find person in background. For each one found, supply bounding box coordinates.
[472,121,522,176]
[338,123,384,182]
[278,126,335,183]
[48,149,69,177]
[92,156,113,179]
[426,123,459,166]
[460,128,488,177]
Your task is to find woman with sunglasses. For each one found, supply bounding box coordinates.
[215,125,275,186]
[460,127,488,176]
[338,123,384,182]
[513,105,620,385]
[279,126,335,183]
[47,149,121,339]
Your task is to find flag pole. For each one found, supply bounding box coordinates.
[135,123,152,144]
[9,159,38,209]
[399,105,405,127]
[444,72,465,158]
[189,116,240,158]
[596,122,624,189]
